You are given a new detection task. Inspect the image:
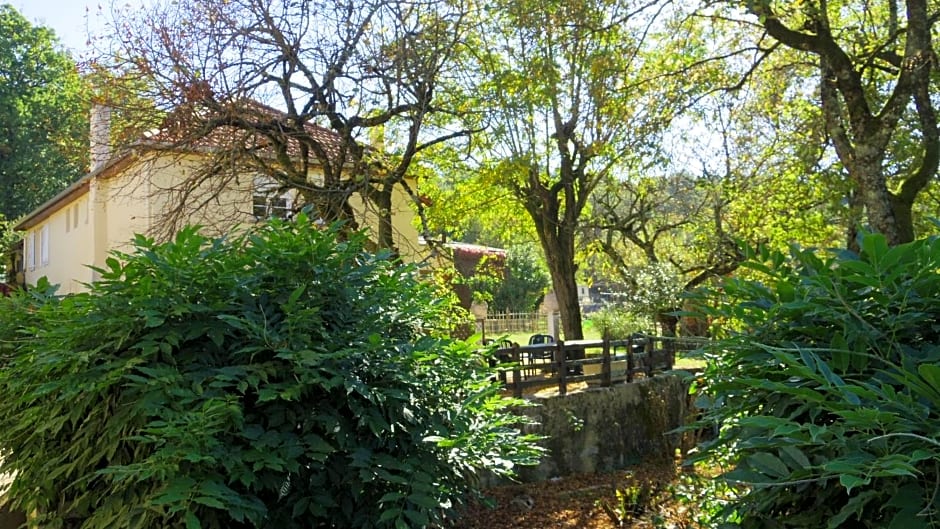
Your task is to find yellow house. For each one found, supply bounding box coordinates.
[14,105,422,294]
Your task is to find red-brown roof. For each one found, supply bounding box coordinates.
[145,99,347,164]
[446,242,507,258]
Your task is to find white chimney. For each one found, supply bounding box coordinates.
[90,102,112,171]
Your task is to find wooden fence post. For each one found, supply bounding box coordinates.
[512,347,522,399]
[601,334,611,387]
[665,337,675,370]
[627,336,635,383]
[556,340,567,396]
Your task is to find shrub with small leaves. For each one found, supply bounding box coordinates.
[0,217,542,529]
[591,305,653,340]
[693,232,940,528]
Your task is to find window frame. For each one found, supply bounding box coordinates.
[252,178,294,220]
[40,225,49,267]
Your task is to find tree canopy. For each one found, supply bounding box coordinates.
[98,0,475,253]
[725,0,939,245]
[0,4,88,220]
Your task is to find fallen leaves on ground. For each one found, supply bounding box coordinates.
[447,459,709,529]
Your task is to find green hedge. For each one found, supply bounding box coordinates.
[694,233,940,528]
[0,217,541,529]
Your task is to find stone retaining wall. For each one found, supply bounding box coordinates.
[510,373,692,483]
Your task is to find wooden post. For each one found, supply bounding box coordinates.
[512,347,522,398]
[556,340,567,396]
[627,336,635,383]
[495,345,506,385]
[645,337,654,377]
[601,333,611,387]
[665,337,675,370]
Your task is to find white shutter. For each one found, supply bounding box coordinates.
[40,225,49,266]
[26,232,35,270]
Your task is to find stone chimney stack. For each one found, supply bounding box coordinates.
[90,102,112,172]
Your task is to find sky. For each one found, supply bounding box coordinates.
[12,0,147,59]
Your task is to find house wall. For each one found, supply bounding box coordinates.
[22,194,95,295]
[22,152,423,293]
[141,154,257,240]
[348,183,422,262]
[98,158,155,258]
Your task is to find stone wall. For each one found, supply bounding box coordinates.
[511,374,691,483]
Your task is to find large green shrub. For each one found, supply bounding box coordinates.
[694,233,940,528]
[460,243,550,313]
[491,244,550,313]
[0,217,541,529]
[589,305,652,340]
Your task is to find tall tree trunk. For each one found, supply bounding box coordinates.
[851,147,904,245]
[751,0,937,247]
[528,188,585,341]
[369,186,398,255]
[544,247,584,340]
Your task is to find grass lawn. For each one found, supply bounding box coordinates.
[487,319,603,345]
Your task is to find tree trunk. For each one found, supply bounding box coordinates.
[889,194,916,245]
[545,251,584,340]
[369,186,399,255]
[528,191,584,341]
[656,310,678,337]
[852,151,905,245]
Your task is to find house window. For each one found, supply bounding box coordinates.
[252,194,269,219]
[252,179,293,220]
[66,204,78,233]
[40,225,49,266]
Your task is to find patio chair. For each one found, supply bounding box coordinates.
[526,334,555,374]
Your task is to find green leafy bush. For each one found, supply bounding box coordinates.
[459,243,550,313]
[591,305,652,340]
[491,244,550,313]
[621,263,684,323]
[0,217,542,529]
[694,233,940,528]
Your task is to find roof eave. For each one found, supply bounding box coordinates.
[13,151,138,231]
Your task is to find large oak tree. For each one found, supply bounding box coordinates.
[731,0,939,245]
[464,0,676,339]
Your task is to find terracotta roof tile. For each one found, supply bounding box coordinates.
[145,99,347,165]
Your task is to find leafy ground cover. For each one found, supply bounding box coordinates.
[692,234,940,527]
[448,459,727,529]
